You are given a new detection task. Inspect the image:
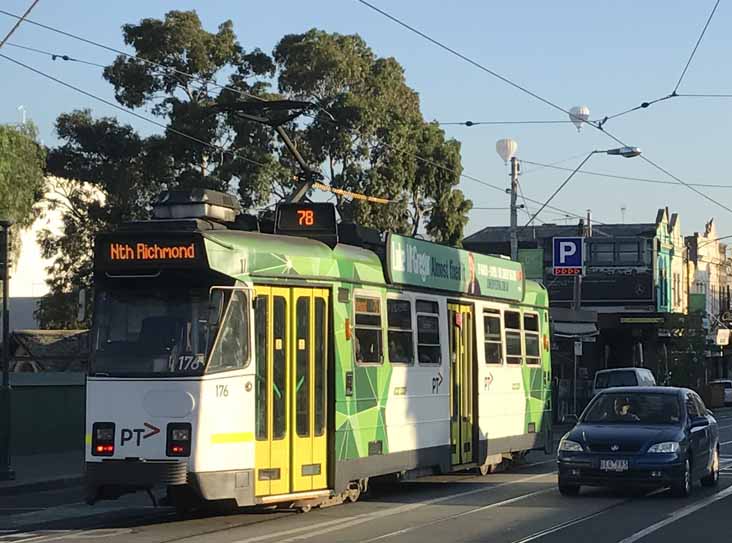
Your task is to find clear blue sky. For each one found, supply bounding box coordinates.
[2,0,731,238]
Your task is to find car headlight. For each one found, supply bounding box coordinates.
[647,442,680,454]
[558,439,583,452]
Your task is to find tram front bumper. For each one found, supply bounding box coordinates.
[85,460,187,502]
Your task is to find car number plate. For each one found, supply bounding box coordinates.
[600,459,628,472]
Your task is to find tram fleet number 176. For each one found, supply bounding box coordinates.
[84,189,552,512]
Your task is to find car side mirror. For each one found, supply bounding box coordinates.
[563,414,579,425]
[690,416,708,429]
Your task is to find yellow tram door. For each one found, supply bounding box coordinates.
[448,303,474,466]
[254,287,291,496]
[291,288,329,492]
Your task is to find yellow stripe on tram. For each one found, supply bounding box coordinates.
[211,432,254,444]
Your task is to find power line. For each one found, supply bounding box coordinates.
[523,152,595,228]
[438,120,573,126]
[354,0,732,219]
[0,52,267,170]
[0,0,40,50]
[5,41,106,67]
[520,158,732,189]
[674,0,721,93]
[0,8,265,105]
[676,93,732,98]
[355,0,576,121]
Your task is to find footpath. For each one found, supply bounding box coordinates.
[0,450,84,497]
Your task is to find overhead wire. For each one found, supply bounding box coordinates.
[0,8,265,104]
[0,52,268,171]
[673,0,721,94]
[0,0,40,49]
[520,158,732,189]
[355,1,732,218]
[5,41,106,67]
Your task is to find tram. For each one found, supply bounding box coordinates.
[84,189,552,511]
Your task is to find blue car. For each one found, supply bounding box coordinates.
[557,387,719,497]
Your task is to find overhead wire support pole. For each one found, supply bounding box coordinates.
[0,220,14,481]
[509,156,520,261]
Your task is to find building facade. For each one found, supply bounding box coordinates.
[464,208,689,413]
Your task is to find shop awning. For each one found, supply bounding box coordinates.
[552,321,599,339]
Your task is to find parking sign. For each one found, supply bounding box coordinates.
[553,237,583,276]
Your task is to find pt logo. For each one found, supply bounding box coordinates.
[432,372,443,394]
[120,422,160,447]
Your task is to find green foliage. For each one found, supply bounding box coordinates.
[41,13,472,327]
[0,123,46,227]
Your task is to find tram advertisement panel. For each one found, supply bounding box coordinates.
[385,233,524,301]
[95,233,208,270]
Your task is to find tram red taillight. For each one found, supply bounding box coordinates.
[167,423,192,457]
[91,422,115,457]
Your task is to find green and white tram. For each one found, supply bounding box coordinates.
[85,189,552,510]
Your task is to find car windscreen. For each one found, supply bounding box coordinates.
[582,392,681,425]
[595,370,638,389]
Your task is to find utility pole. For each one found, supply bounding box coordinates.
[0,220,13,480]
[509,156,520,261]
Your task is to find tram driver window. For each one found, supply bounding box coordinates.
[524,313,541,366]
[484,310,503,365]
[387,299,414,364]
[416,300,441,365]
[207,290,250,372]
[355,296,383,364]
[505,310,523,365]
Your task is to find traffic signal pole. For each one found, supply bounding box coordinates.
[0,220,14,480]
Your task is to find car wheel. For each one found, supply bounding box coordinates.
[701,448,720,487]
[671,458,692,497]
[558,480,580,496]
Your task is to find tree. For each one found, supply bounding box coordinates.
[0,122,46,269]
[41,14,472,326]
[103,10,279,207]
[36,111,168,328]
[271,29,470,238]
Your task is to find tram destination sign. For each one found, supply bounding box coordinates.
[385,233,524,301]
[95,234,207,269]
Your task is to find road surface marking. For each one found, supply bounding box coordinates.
[617,484,732,543]
[4,502,158,530]
[0,529,132,543]
[357,488,554,542]
[509,487,667,543]
[233,471,555,543]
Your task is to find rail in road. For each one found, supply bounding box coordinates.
[5,412,732,543]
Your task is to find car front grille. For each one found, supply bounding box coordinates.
[586,442,642,453]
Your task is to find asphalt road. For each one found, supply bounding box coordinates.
[4,413,732,543]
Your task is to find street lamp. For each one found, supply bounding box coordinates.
[0,219,13,481]
[520,148,641,418]
[495,139,519,261]
[524,146,642,228]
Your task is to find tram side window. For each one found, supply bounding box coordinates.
[505,310,523,365]
[355,296,382,364]
[387,299,414,364]
[416,300,441,365]
[207,290,250,372]
[524,313,541,366]
[484,310,503,365]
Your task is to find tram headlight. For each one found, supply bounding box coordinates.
[91,422,115,457]
[167,423,192,457]
[172,428,190,442]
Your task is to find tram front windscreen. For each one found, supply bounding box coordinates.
[92,288,214,377]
